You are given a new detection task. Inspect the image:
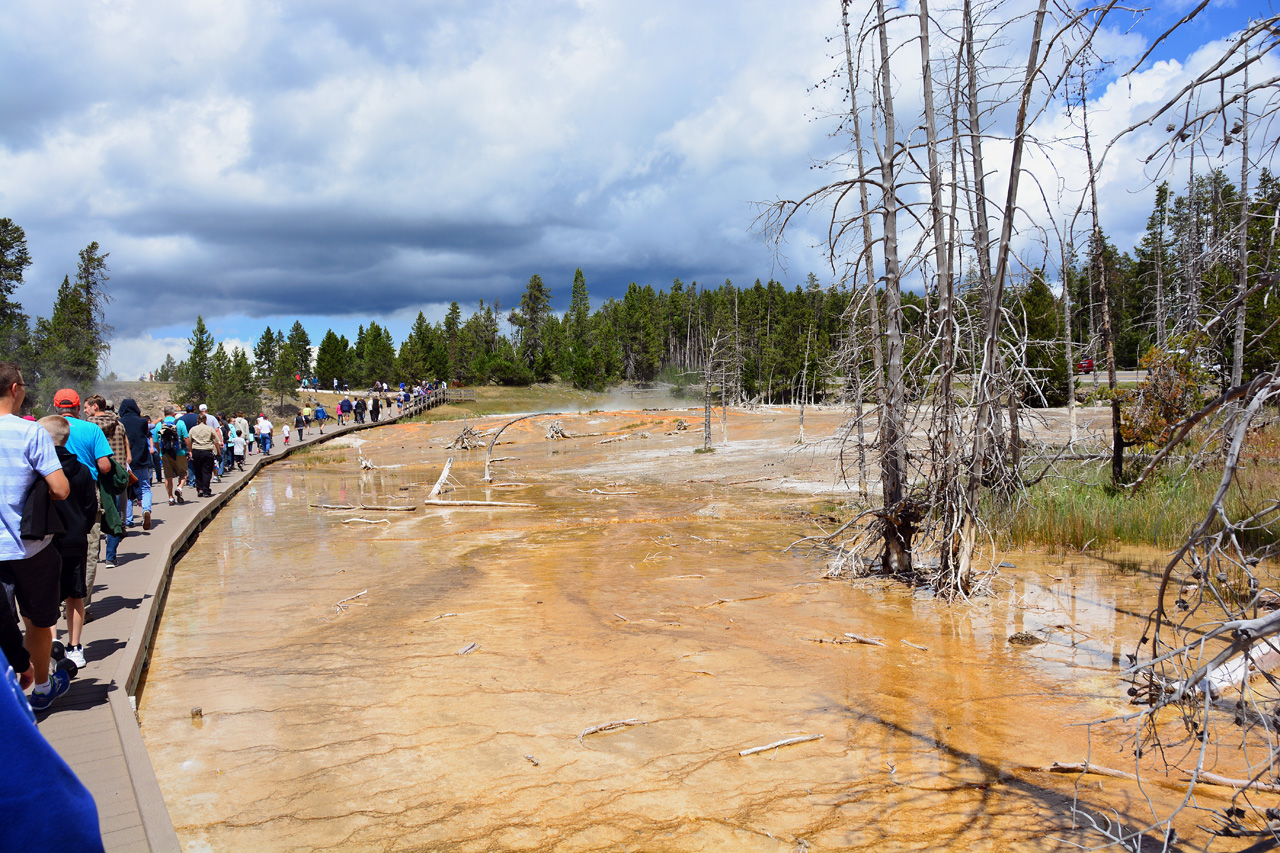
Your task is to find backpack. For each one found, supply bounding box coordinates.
[160,422,181,457]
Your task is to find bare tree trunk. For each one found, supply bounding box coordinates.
[1061,232,1078,443]
[1232,54,1250,390]
[959,0,1047,577]
[843,0,885,410]
[873,0,913,575]
[1082,77,1124,485]
[918,0,961,586]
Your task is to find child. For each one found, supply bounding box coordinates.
[282,423,290,445]
[233,428,247,470]
[37,416,99,672]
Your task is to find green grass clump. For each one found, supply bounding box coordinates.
[993,445,1280,553]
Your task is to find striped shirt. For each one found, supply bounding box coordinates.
[0,414,61,560]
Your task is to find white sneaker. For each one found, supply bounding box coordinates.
[66,645,86,668]
[175,488,184,504]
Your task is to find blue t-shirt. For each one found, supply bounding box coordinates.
[0,414,62,561]
[152,417,189,457]
[64,418,112,482]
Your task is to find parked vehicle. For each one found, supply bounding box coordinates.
[1074,358,1094,375]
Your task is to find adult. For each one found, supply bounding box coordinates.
[256,413,274,454]
[178,404,201,489]
[219,416,235,475]
[234,412,251,456]
[53,390,112,612]
[147,415,163,484]
[117,399,153,531]
[354,397,366,424]
[0,363,72,710]
[83,395,128,569]
[153,406,189,505]
[370,396,381,422]
[186,416,221,498]
[199,404,222,481]
[339,396,352,425]
[314,402,328,434]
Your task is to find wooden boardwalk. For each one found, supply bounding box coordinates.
[35,393,447,850]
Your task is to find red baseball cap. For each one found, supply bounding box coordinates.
[54,388,81,408]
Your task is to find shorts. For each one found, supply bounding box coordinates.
[163,454,189,480]
[59,547,88,600]
[0,544,63,628]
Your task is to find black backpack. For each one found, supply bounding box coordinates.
[160,422,181,457]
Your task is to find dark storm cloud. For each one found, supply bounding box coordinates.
[5,0,1259,379]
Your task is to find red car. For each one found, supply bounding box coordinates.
[1074,358,1094,375]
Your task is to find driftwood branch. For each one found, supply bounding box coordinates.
[578,719,649,743]
[428,457,455,500]
[359,503,417,512]
[739,733,823,756]
[423,499,537,508]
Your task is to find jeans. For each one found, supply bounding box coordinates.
[125,463,153,526]
[262,435,272,454]
[104,491,126,563]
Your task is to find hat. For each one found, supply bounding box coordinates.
[199,403,208,411]
[54,388,80,408]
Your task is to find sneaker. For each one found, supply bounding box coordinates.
[29,670,71,712]
[175,488,184,504]
[66,645,86,668]
[103,561,116,569]
[168,497,176,505]
[143,510,151,530]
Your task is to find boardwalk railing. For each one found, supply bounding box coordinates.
[401,388,450,417]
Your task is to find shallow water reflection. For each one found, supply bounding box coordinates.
[139,412,1192,851]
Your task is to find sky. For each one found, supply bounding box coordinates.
[0,0,1274,380]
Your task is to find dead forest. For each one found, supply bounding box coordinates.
[760,0,1280,848]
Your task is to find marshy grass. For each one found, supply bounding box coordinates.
[993,422,1280,553]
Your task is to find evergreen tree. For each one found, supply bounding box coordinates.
[444,301,462,382]
[74,241,111,372]
[314,329,350,388]
[509,274,552,372]
[0,218,32,359]
[285,321,312,381]
[253,326,277,385]
[154,354,179,382]
[361,321,397,386]
[268,328,294,409]
[228,347,259,413]
[31,276,95,405]
[177,316,215,403]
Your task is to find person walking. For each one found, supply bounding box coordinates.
[256,413,274,454]
[117,399,153,531]
[0,364,74,710]
[153,407,189,505]
[84,396,129,571]
[36,416,98,671]
[186,416,221,498]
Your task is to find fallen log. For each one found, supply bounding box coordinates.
[342,517,390,525]
[739,733,823,757]
[579,718,648,743]
[428,457,455,500]
[359,504,417,512]
[423,499,536,508]
[845,633,886,646]
[577,488,638,495]
[311,503,355,509]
